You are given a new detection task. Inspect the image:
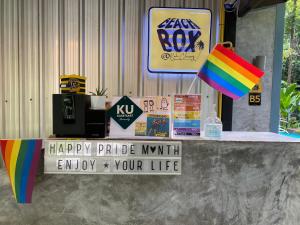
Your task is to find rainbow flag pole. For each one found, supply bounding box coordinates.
[0,139,42,203]
[198,44,265,100]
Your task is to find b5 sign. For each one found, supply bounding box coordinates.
[148,8,211,74]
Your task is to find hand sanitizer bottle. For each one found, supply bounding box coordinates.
[204,105,223,138]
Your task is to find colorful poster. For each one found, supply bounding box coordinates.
[173,94,201,136]
[134,96,171,137]
[135,122,147,136]
[146,114,170,137]
[148,7,211,74]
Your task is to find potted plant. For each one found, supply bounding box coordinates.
[89,88,107,109]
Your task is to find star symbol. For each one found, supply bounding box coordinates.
[104,162,109,168]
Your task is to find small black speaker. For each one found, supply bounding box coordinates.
[53,94,90,137]
[85,109,107,138]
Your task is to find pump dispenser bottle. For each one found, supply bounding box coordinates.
[204,104,223,138]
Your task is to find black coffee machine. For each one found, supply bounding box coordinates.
[53,94,107,137]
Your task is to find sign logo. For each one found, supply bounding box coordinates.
[148,8,211,74]
[249,81,263,106]
[157,18,203,53]
[108,96,143,129]
[68,78,81,92]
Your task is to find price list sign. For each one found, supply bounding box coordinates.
[44,140,181,175]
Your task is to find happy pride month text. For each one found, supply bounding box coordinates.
[48,142,181,156]
[45,141,181,174]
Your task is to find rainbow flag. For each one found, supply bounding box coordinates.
[198,44,265,100]
[0,139,42,203]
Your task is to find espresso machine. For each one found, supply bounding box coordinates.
[53,94,107,137]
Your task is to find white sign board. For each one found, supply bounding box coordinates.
[109,96,171,138]
[44,140,181,175]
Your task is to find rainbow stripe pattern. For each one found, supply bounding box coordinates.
[198,44,265,100]
[0,139,42,203]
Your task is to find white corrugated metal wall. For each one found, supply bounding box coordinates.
[0,0,221,139]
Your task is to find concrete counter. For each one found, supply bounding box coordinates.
[0,132,299,225]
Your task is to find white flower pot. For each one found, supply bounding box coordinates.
[91,96,106,109]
